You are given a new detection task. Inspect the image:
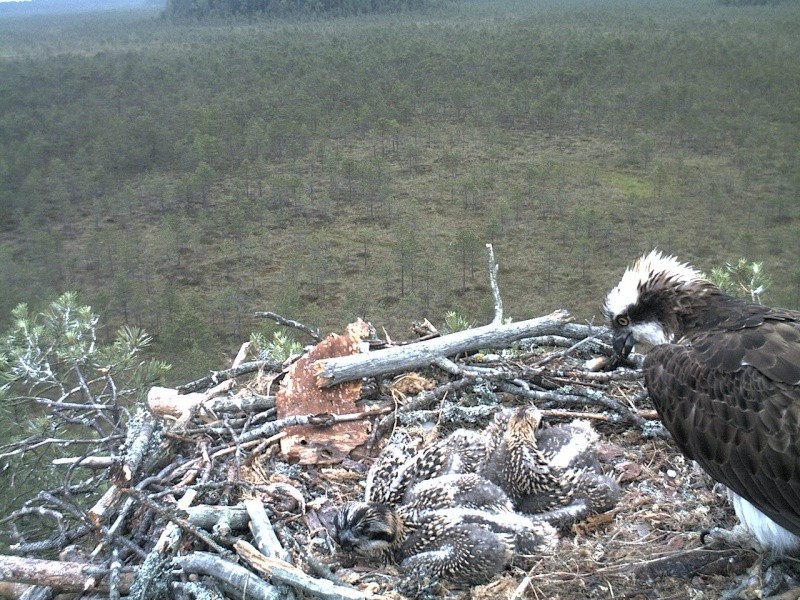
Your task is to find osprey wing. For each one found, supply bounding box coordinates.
[694,310,800,384]
[644,319,800,538]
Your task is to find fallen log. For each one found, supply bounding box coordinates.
[314,310,572,387]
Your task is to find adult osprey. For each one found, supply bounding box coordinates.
[603,250,800,553]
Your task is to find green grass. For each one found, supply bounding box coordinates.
[602,172,653,199]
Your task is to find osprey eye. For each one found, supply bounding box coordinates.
[615,315,630,327]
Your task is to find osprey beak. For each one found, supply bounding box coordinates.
[612,330,635,359]
[336,530,357,551]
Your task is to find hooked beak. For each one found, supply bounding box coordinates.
[335,530,357,552]
[612,330,635,359]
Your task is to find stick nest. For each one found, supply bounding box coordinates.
[1,319,757,600]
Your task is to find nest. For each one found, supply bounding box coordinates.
[0,313,759,600]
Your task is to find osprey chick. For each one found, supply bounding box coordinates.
[604,250,800,553]
[482,407,621,527]
[333,476,556,587]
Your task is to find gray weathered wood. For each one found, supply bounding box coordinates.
[314,310,572,387]
[173,552,283,600]
[0,555,133,593]
[183,504,249,530]
[244,499,292,564]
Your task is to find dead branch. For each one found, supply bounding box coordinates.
[315,310,572,387]
[173,552,282,600]
[0,555,134,593]
[255,311,323,342]
[236,407,391,445]
[234,540,375,600]
[148,380,235,424]
[494,380,645,426]
[154,490,198,554]
[177,359,282,394]
[485,243,503,324]
[117,411,158,484]
[124,488,229,556]
[52,456,115,468]
[244,499,292,563]
[183,505,251,530]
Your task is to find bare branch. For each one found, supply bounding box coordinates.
[255,311,322,342]
[485,243,503,324]
[315,310,572,387]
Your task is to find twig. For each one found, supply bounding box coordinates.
[529,335,602,367]
[177,359,282,394]
[486,243,503,324]
[371,377,472,445]
[494,381,645,426]
[255,311,322,342]
[510,575,532,600]
[236,407,391,445]
[0,436,124,460]
[154,490,198,553]
[123,488,229,556]
[275,525,350,587]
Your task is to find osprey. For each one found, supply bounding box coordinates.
[603,250,800,553]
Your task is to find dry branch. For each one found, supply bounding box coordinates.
[183,505,251,530]
[244,499,292,563]
[173,552,282,600]
[177,359,282,394]
[255,311,323,342]
[485,243,503,324]
[0,555,133,593]
[234,540,375,600]
[314,309,572,387]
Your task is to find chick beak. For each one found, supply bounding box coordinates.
[612,330,635,359]
[336,530,357,552]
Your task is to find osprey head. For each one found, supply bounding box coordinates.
[332,501,401,556]
[602,250,708,358]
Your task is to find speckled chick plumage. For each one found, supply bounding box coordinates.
[334,407,620,588]
[333,473,556,585]
[365,429,489,505]
[481,407,621,527]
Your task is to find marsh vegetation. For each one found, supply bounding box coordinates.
[1,0,798,382]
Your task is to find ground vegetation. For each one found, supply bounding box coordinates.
[0,0,798,384]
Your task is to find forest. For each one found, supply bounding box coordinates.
[0,1,799,598]
[164,0,445,20]
[0,0,799,384]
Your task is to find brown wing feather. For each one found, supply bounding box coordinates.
[645,315,800,537]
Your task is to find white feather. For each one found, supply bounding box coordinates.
[729,490,800,553]
[630,321,673,346]
[604,249,704,319]
[546,421,596,469]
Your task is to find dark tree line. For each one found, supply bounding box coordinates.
[165,0,445,19]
